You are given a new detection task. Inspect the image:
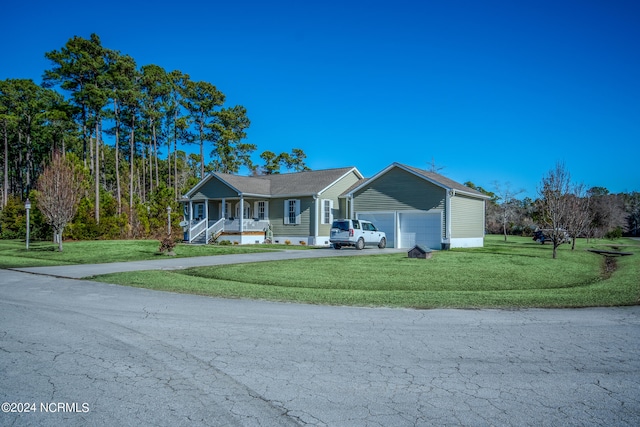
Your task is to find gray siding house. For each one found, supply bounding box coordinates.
[182,167,363,245]
[342,163,490,249]
[181,162,489,249]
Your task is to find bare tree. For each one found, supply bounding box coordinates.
[588,188,627,238]
[537,162,572,259]
[492,181,525,242]
[36,152,83,251]
[565,182,592,250]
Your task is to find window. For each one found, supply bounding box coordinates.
[322,199,333,224]
[332,220,349,231]
[195,203,205,220]
[284,199,300,225]
[256,201,268,220]
[234,202,251,219]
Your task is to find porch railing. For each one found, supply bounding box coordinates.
[188,218,271,243]
[206,218,225,243]
[188,219,207,243]
[224,219,270,232]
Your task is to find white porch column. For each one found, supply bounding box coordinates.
[221,198,226,219]
[205,198,209,223]
[239,196,244,233]
[189,200,193,221]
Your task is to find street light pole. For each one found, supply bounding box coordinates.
[167,206,172,236]
[25,198,31,250]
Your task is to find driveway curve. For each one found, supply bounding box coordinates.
[11,247,406,279]
[1,258,639,426]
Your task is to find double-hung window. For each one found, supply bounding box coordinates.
[284,199,300,225]
[322,199,333,224]
[257,201,267,220]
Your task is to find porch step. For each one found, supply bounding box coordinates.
[190,232,207,245]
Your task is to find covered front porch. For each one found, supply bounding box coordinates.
[182,197,271,245]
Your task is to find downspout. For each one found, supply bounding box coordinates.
[349,194,354,219]
[445,189,454,250]
[313,195,319,245]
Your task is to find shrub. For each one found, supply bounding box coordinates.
[285,240,291,245]
[158,236,177,254]
[299,241,306,246]
[605,226,623,240]
[218,240,231,246]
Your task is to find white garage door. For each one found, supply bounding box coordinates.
[356,212,395,248]
[399,212,441,249]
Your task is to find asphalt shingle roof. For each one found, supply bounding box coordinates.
[210,167,358,197]
[399,164,488,197]
[339,163,489,199]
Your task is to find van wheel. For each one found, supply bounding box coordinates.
[378,237,386,249]
[333,244,341,250]
[356,238,365,250]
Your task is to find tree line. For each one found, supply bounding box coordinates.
[468,162,640,258]
[0,33,308,241]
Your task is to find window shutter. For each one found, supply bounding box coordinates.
[322,199,334,224]
[284,200,290,224]
[295,200,301,224]
[329,200,334,224]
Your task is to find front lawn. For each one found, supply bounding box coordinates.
[92,235,640,308]
[0,239,279,268]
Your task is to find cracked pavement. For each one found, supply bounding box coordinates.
[1,267,639,426]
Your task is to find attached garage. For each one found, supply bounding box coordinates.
[398,211,442,249]
[344,163,490,250]
[357,211,442,250]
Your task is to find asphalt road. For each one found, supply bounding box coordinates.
[1,260,639,426]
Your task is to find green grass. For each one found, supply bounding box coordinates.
[92,235,640,309]
[0,239,281,268]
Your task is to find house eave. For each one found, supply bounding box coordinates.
[184,173,243,199]
[317,167,364,195]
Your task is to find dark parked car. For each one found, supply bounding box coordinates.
[533,228,571,244]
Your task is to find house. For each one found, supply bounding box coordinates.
[342,163,490,249]
[181,167,363,245]
[181,162,490,249]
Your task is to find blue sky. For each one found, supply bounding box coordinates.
[2,0,639,197]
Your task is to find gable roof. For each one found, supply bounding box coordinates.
[185,167,362,199]
[343,162,491,199]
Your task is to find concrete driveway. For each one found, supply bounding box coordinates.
[1,253,639,426]
[11,247,406,279]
